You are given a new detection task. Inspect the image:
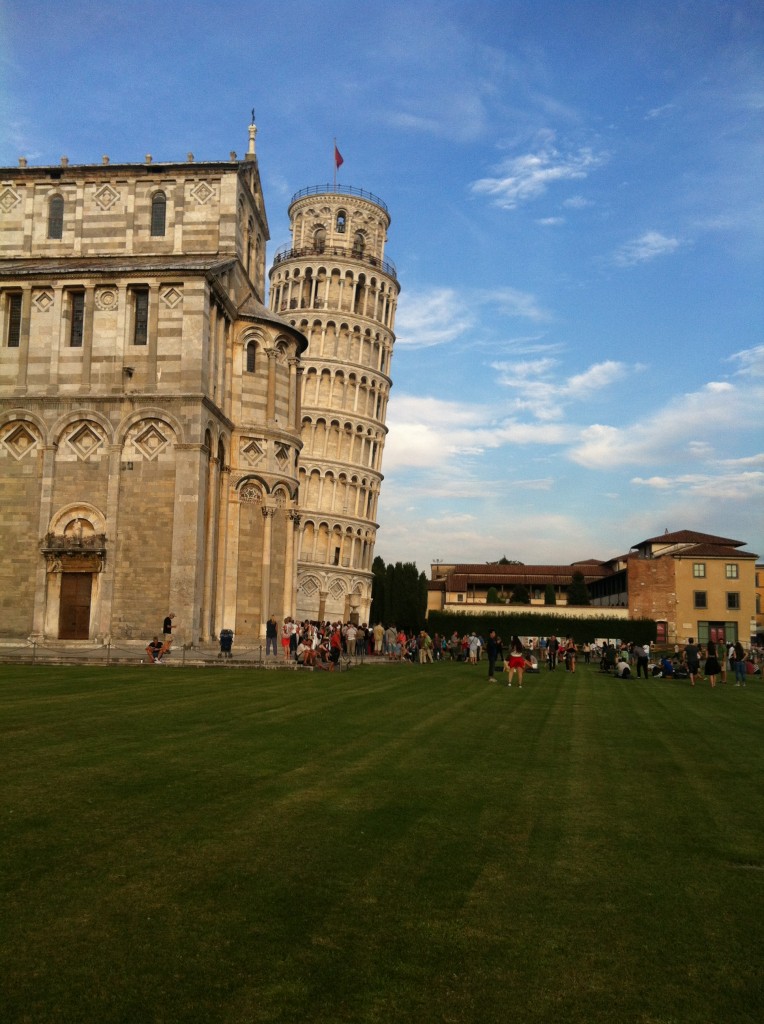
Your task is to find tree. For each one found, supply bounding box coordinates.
[370,556,387,623]
[544,583,557,606]
[510,584,531,605]
[567,571,591,606]
[486,586,502,604]
[369,559,427,630]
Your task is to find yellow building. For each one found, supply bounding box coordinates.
[628,530,757,646]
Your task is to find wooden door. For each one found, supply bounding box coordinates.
[59,573,92,639]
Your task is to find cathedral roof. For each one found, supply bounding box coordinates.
[0,255,238,278]
[236,294,308,353]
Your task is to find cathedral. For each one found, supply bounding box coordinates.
[0,123,399,644]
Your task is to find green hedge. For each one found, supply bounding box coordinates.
[427,610,656,645]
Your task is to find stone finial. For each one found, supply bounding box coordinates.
[230,151,237,161]
[187,152,194,163]
[246,122,257,161]
[102,155,110,165]
[145,154,152,164]
[61,156,69,167]
[19,157,27,167]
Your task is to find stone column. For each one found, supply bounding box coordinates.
[283,509,296,622]
[95,442,123,639]
[291,512,302,617]
[200,451,219,641]
[287,357,299,428]
[14,286,32,394]
[31,443,57,638]
[220,471,238,634]
[265,348,277,422]
[259,506,275,636]
[168,442,207,645]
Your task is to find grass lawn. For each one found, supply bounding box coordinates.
[1,660,762,1024]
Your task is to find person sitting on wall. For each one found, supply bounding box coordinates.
[146,636,170,664]
[296,639,317,668]
[314,639,334,671]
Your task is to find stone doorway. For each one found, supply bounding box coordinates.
[59,572,93,639]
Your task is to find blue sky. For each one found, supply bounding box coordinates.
[2,0,763,572]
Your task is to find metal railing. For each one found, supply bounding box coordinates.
[289,184,389,213]
[271,243,397,280]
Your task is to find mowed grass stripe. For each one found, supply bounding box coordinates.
[1,663,762,1023]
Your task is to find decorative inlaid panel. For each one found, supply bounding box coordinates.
[240,438,265,466]
[95,287,118,311]
[190,181,216,205]
[160,286,183,309]
[240,483,263,504]
[32,289,54,312]
[93,183,121,210]
[0,185,22,212]
[2,422,39,460]
[134,423,169,461]
[67,422,105,461]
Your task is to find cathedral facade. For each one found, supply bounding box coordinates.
[0,126,397,645]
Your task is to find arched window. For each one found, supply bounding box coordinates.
[150,191,166,236]
[246,342,256,373]
[352,231,364,257]
[336,210,346,234]
[48,195,64,239]
[313,227,326,253]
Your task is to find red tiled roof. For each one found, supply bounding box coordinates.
[670,543,758,560]
[445,563,615,590]
[635,529,744,548]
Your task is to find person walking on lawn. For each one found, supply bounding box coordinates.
[486,629,503,683]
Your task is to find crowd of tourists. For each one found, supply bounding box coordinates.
[151,613,762,683]
[599,638,761,685]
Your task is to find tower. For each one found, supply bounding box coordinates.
[269,185,399,624]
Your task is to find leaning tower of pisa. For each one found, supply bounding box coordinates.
[268,185,399,625]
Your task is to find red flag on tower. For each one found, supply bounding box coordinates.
[334,144,344,169]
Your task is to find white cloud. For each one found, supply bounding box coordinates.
[563,195,593,209]
[394,288,473,347]
[536,216,565,226]
[614,231,683,266]
[632,471,764,500]
[644,103,677,120]
[395,284,551,348]
[491,358,632,420]
[728,344,764,377]
[471,140,606,210]
[486,287,553,323]
[569,380,763,469]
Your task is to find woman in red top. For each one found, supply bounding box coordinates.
[504,636,526,688]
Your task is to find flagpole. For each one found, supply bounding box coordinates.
[333,137,337,190]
